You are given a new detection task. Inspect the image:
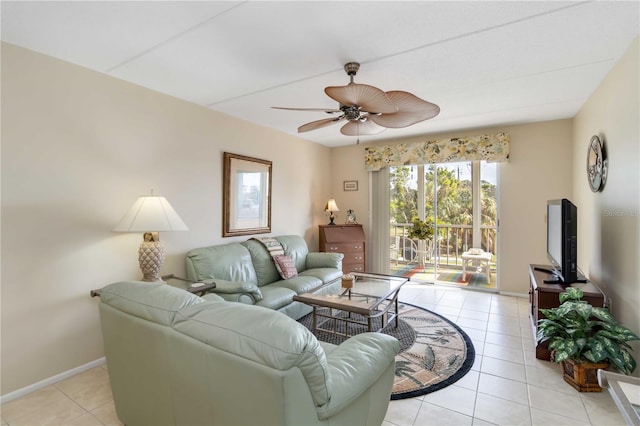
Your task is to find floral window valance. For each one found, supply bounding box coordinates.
[364,133,510,171]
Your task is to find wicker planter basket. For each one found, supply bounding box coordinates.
[561,358,609,392]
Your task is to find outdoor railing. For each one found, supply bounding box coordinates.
[390,222,497,269]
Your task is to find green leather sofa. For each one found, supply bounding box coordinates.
[185,235,344,320]
[99,281,400,426]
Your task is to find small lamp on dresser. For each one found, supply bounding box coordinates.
[325,199,340,225]
[113,191,188,282]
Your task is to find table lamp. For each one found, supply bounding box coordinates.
[325,199,340,225]
[114,192,188,282]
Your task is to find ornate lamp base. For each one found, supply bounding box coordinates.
[138,232,164,282]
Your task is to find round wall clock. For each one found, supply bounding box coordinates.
[586,135,607,192]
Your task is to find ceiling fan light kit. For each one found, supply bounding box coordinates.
[273,62,440,142]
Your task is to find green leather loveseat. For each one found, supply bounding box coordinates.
[99,281,400,426]
[185,235,343,320]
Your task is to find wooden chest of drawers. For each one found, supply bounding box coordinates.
[318,224,365,274]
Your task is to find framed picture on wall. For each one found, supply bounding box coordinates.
[343,180,358,191]
[223,152,272,237]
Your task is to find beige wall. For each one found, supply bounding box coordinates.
[1,43,332,395]
[572,37,639,354]
[331,119,574,295]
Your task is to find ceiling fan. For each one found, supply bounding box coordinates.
[272,62,440,140]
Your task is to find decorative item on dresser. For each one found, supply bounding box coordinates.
[345,209,357,224]
[319,224,365,274]
[324,199,340,225]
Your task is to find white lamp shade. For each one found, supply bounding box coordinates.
[325,199,340,212]
[114,195,188,232]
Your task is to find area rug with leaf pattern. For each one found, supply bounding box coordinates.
[298,303,475,399]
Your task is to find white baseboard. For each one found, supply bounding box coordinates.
[0,357,106,405]
[499,291,529,298]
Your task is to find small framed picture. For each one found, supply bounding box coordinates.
[343,180,358,191]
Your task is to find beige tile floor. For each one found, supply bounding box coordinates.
[1,284,626,426]
[1,365,121,426]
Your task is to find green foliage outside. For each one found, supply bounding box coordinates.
[390,164,497,253]
[390,166,417,224]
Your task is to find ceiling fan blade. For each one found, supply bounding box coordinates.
[370,91,440,128]
[298,116,344,133]
[340,119,386,136]
[325,84,398,114]
[272,106,342,113]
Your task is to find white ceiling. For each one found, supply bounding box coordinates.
[2,1,638,147]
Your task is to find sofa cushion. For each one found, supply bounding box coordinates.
[269,275,323,295]
[186,243,258,283]
[299,268,343,285]
[100,281,204,326]
[242,238,281,286]
[172,301,332,407]
[273,255,298,279]
[255,286,297,311]
[276,235,310,272]
[306,252,344,270]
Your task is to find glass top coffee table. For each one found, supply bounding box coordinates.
[293,272,409,338]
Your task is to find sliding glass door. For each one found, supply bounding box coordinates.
[389,161,498,289]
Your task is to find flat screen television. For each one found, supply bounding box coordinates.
[545,198,582,284]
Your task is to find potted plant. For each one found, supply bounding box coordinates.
[536,287,639,392]
[408,217,433,241]
[408,218,434,266]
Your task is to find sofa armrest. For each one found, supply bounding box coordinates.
[306,252,344,270]
[316,333,399,419]
[202,279,263,303]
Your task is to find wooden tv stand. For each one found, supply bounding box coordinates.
[528,264,605,361]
